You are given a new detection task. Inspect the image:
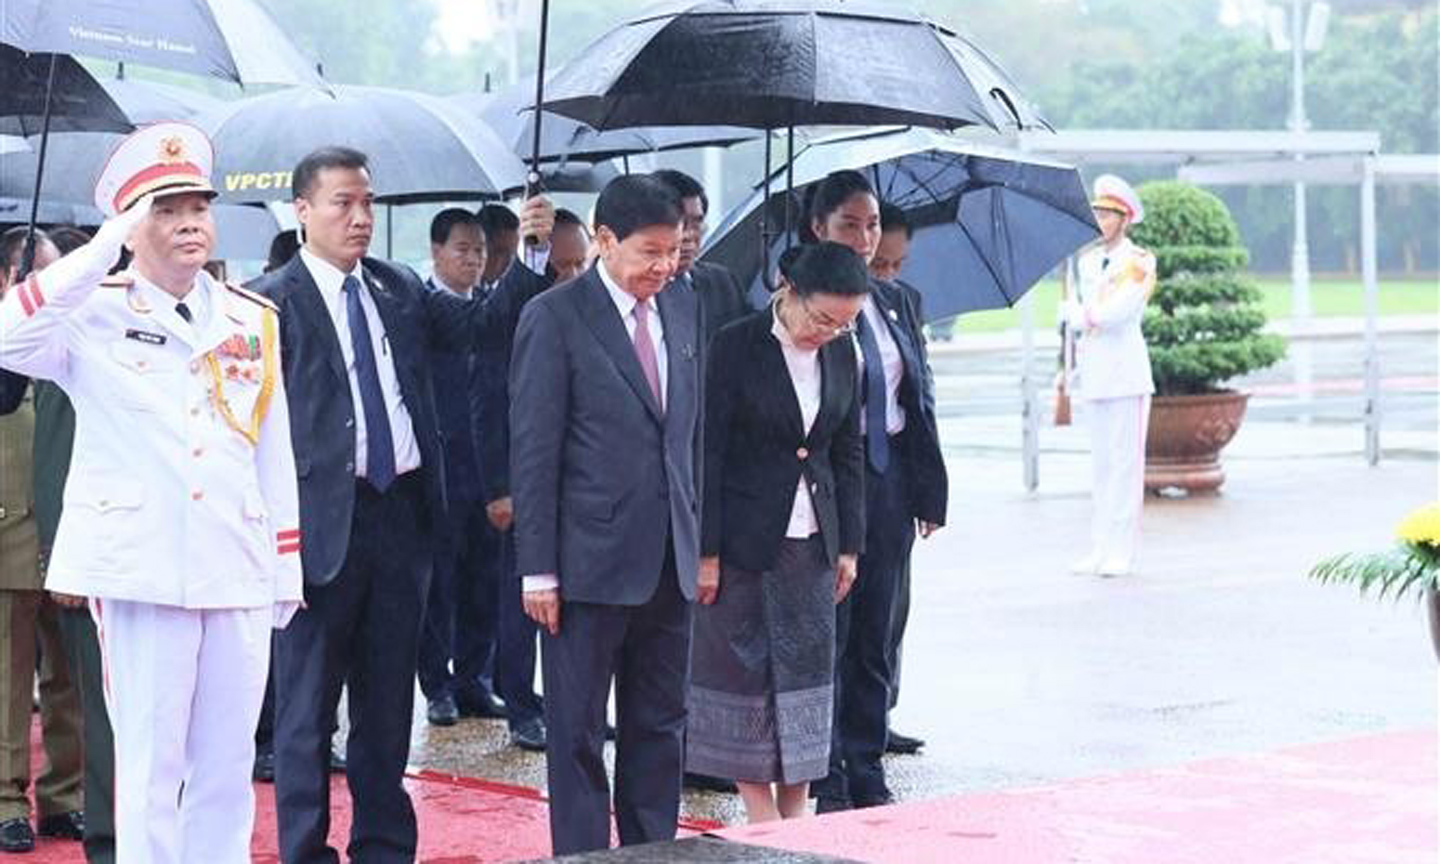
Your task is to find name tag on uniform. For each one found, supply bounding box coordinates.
[125,329,167,346]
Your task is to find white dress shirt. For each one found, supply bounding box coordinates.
[859,295,907,436]
[772,306,821,539]
[522,265,668,594]
[300,248,421,479]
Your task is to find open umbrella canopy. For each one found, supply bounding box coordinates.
[0,46,131,136]
[0,77,222,209]
[198,85,526,204]
[542,0,1048,132]
[1,0,324,86]
[701,127,1098,320]
[459,82,758,165]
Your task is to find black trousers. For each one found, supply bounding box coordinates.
[494,529,542,729]
[274,473,431,864]
[541,560,691,856]
[417,497,498,704]
[822,444,914,803]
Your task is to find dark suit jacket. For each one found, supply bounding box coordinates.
[510,267,703,606]
[253,254,544,585]
[425,278,484,508]
[687,260,752,348]
[870,277,948,526]
[474,260,553,505]
[701,310,864,574]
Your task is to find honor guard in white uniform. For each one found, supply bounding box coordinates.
[0,123,302,864]
[1063,174,1156,578]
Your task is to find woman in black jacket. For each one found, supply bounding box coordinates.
[687,242,867,823]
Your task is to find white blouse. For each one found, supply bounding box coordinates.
[772,306,821,539]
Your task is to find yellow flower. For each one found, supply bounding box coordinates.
[1396,502,1440,548]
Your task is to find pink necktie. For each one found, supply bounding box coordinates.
[633,299,663,411]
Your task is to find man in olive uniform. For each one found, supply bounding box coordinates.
[0,228,84,854]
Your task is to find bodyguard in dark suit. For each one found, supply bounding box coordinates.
[254,146,552,864]
[510,175,701,855]
[802,172,948,812]
[472,251,552,751]
[417,208,501,727]
[651,170,752,347]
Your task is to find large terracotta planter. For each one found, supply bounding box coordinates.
[1144,391,1249,494]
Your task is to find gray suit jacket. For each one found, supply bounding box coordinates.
[510,267,702,606]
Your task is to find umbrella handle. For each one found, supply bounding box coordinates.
[525,0,552,247]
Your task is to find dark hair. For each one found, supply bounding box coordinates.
[476,203,519,241]
[0,227,49,280]
[47,225,92,255]
[802,170,876,243]
[879,201,912,239]
[292,146,369,200]
[553,207,591,240]
[429,207,481,246]
[650,169,708,216]
[780,241,870,299]
[265,229,300,273]
[594,175,682,243]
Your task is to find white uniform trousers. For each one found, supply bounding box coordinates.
[90,600,270,864]
[1084,394,1151,573]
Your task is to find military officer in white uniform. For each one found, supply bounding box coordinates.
[1063,174,1156,578]
[0,122,302,864]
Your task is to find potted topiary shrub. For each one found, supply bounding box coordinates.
[1310,502,1440,661]
[1129,181,1286,494]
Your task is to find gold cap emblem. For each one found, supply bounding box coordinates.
[159,135,186,164]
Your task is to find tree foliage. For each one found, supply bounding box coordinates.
[1132,181,1286,395]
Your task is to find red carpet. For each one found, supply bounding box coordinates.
[20,727,1434,862]
[715,729,1438,864]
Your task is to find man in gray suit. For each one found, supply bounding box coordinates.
[510,175,701,856]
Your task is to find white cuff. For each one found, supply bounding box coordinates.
[522,574,558,593]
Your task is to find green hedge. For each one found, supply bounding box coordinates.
[1131,181,1286,395]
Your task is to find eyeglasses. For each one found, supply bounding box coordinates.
[798,295,857,337]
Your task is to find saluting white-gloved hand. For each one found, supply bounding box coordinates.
[35,195,152,294]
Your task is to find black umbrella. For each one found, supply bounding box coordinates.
[0,47,131,136]
[702,128,1099,320]
[458,84,759,166]
[542,0,1049,286]
[0,76,222,213]
[541,0,1048,132]
[198,85,526,205]
[2,0,324,86]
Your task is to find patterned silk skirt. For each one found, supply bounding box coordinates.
[686,536,836,784]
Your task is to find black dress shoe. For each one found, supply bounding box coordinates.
[0,818,34,852]
[455,690,507,720]
[37,811,84,841]
[427,695,459,727]
[683,772,738,794]
[329,746,346,774]
[814,796,851,815]
[885,729,926,754]
[509,717,547,752]
[253,747,276,783]
[851,790,895,809]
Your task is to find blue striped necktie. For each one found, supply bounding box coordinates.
[343,275,396,491]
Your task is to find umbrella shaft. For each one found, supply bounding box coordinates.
[21,54,59,279]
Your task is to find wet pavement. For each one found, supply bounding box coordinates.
[393,323,1437,831]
